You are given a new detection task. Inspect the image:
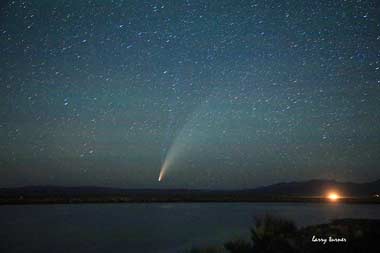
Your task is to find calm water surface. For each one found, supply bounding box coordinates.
[1,203,380,253]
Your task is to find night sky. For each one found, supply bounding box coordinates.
[1,0,380,189]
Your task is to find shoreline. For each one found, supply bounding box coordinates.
[1,196,380,205]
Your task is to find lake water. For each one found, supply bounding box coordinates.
[1,203,380,253]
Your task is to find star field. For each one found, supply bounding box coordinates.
[1,0,380,188]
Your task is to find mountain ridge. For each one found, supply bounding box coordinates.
[1,178,379,198]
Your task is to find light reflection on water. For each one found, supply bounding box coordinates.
[1,203,380,253]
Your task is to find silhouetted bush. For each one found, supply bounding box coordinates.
[191,216,380,253]
[188,246,223,253]
[224,239,252,253]
[250,214,297,253]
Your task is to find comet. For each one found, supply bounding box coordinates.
[157,88,224,182]
[158,106,201,182]
[157,109,203,182]
[158,161,167,181]
[157,143,178,182]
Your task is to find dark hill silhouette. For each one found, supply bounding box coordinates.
[247,179,380,197]
[0,185,210,198]
[1,179,379,199]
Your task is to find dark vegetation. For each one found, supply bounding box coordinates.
[189,215,380,253]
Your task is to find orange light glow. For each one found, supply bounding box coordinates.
[327,192,340,201]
